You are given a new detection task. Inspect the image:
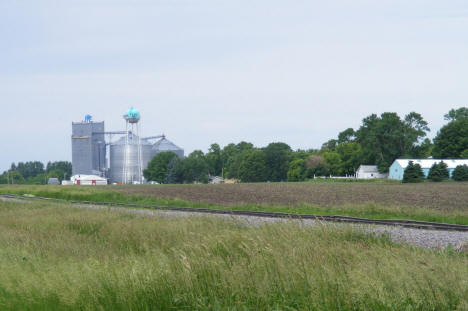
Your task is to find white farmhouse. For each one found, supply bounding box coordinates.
[356,165,388,179]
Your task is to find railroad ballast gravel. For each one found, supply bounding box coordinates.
[74,204,468,251]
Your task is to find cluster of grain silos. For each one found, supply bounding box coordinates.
[72,108,184,184]
[108,134,184,183]
[107,107,184,184]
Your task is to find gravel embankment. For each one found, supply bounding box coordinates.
[74,204,468,251]
[2,196,467,250]
[0,196,31,203]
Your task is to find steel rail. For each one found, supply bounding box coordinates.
[2,194,468,232]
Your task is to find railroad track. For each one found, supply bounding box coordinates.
[2,193,468,232]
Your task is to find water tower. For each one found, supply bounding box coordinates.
[123,107,143,184]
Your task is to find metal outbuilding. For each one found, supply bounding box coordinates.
[388,159,468,180]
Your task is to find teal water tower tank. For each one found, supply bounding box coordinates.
[124,107,140,123]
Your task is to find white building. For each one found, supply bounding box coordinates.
[356,165,388,179]
[209,176,225,184]
[70,174,108,185]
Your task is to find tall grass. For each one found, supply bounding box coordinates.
[0,200,467,310]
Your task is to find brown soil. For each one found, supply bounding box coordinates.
[115,182,468,210]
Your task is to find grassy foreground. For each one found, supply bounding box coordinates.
[2,184,468,225]
[1,199,468,310]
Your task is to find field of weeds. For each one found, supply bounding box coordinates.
[1,199,468,310]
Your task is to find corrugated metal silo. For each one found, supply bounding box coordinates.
[109,133,153,183]
[152,137,184,159]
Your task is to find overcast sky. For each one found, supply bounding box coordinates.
[1,0,467,172]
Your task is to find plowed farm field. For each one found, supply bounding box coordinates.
[115,182,468,210]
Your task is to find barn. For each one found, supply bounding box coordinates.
[388,159,468,180]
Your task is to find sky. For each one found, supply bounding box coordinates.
[1,0,468,172]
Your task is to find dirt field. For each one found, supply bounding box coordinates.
[115,182,468,210]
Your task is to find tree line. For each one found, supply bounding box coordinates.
[2,107,467,185]
[0,161,72,184]
[144,107,468,183]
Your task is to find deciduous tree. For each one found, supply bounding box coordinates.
[337,128,355,144]
[305,155,330,177]
[206,143,223,176]
[222,142,254,179]
[356,112,429,172]
[322,152,342,176]
[287,159,306,182]
[12,161,44,179]
[432,118,468,158]
[263,142,292,181]
[238,149,268,182]
[46,161,72,179]
[143,152,178,183]
[180,150,210,183]
[444,107,468,121]
[335,142,362,175]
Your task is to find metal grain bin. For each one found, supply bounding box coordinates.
[109,134,153,183]
[151,137,184,159]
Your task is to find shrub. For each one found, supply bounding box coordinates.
[402,161,425,183]
[428,161,449,182]
[452,165,468,181]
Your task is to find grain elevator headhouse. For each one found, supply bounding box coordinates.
[71,115,106,176]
